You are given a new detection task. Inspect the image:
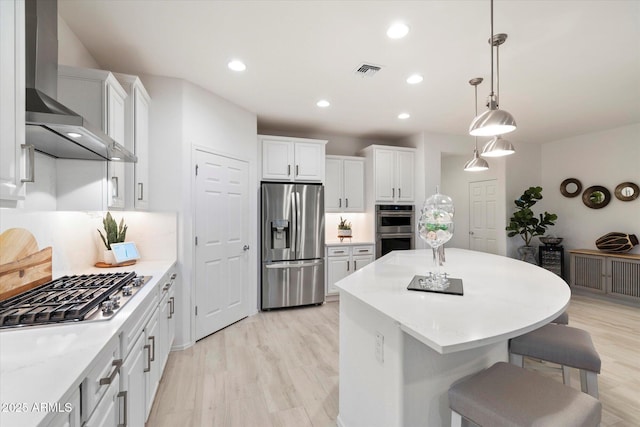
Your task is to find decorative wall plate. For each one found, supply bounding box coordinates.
[582,185,611,209]
[560,178,582,198]
[614,182,639,201]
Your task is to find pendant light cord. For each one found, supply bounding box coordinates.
[490,0,495,98]
[474,84,479,149]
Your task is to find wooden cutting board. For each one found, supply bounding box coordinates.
[0,228,52,301]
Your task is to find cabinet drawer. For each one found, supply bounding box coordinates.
[328,247,350,256]
[352,246,374,255]
[81,336,121,422]
[121,284,159,359]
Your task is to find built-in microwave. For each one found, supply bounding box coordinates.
[375,205,415,258]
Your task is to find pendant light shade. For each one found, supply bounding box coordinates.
[464,77,489,172]
[480,135,515,157]
[469,107,516,136]
[469,1,517,138]
[464,148,489,171]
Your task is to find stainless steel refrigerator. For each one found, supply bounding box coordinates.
[261,182,325,310]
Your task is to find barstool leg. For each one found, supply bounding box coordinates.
[451,410,463,427]
[509,353,524,367]
[580,370,599,398]
[562,365,571,385]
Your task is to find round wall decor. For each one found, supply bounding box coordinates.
[582,185,611,209]
[614,182,639,201]
[560,178,582,197]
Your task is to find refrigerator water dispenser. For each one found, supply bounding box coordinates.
[271,219,290,249]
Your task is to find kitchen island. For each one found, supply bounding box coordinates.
[335,248,570,427]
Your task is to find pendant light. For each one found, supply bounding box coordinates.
[469,0,517,137]
[464,78,489,172]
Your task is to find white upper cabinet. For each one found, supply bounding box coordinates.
[0,0,27,204]
[362,145,415,204]
[57,66,127,209]
[325,155,364,212]
[114,73,151,210]
[260,135,327,182]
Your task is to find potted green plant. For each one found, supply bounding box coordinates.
[97,212,128,264]
[505,186,557,263]
[338,216,352,237]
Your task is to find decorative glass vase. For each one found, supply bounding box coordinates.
[417,189,455,289]
[518,245,537,264]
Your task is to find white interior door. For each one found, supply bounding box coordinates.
[469,180,498,254]
[194,150,249,340]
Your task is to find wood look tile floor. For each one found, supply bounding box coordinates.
[147,295,639,427]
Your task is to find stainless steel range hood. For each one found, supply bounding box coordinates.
[24,0,136,162]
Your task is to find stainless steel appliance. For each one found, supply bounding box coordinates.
[0,272,151,329]
[261,183,325,310]
[376,204,415,258]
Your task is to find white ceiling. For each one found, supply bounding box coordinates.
[58,0,640,144]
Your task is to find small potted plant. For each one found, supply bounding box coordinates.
[98,212,128,264]
[505,186,557,264]
[338,216,352,237]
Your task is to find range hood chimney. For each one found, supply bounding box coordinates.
[24,0,136,162]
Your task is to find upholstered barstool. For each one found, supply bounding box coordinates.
[509,323,601,397]
[449,362,601,427]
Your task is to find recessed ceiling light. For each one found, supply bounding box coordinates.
[67,132,82,138]
[316,100,330,108]
[228,60,246,72]
[398,113,410,120]
[406,74,423,84]
[110,157,121,161]
[387,22,409,39]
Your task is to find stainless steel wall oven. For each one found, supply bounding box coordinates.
[375,205,415,258]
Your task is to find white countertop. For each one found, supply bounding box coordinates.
[326,239,375,246]
[335,248,570,354]
[0,259,176,427]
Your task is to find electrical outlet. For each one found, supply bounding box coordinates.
[375,331,384,363]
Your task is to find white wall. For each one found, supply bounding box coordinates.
[143,75,258,349]
[57,16,101,69]
[441,154,507,255]
[541,124,640,257]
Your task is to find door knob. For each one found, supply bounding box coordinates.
[243,245,250,251]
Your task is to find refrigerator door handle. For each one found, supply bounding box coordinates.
[266,260,323,269]
[291,191,297,255]
[296,191,302,257]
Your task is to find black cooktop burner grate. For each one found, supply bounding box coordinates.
[0,271,137,327]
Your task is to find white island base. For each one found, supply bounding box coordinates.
[335,249,570,427]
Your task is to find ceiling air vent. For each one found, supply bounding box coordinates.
[354,63,382,77]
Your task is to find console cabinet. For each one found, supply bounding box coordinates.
[570,249,640,304]
[260,135,327,182]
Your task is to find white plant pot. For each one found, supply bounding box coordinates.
[338,229,352,237]
[103,249,116,265]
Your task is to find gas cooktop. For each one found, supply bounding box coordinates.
[0,271,151,329]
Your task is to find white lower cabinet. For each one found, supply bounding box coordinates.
[45,388,81,427]
[326,245,374,296]
[121,332,146,427]
[83,375,122,427]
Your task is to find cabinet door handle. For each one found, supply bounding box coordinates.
[144,345,151,372]
[358,249,369,253]
[99,359,123,385]
[149,336,156,362]
[347,260,350,271]
[112,176,119,198]
[117,390,128,427]
[339,198,341,208]
[346,198,349,208]
[287,165,291,176]
[398,188,401,198]
[21,144,35,183]
[392,188,395,198]
[168,297,175,318]
[296,165,299,176]
[354,260,357,270]
[137,182,144,200]
[334,250,345,254]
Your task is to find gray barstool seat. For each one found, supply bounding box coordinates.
[551,311,569,325]
[449,362,602,427]
[509,323,601,397]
